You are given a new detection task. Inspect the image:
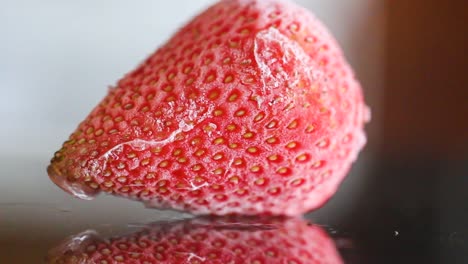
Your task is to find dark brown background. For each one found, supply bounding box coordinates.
[382,0,467,157]
[334,1,468,262]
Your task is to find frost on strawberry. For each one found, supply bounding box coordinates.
[47,217,343,264]
[48,0,368,215]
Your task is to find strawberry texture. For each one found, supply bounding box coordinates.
[48,0,368,215]
[47,216,343,264]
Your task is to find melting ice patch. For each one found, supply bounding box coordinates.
[253,27,326,105]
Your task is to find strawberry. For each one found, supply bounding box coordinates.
[47,216,343,264]
[47,0,368,215]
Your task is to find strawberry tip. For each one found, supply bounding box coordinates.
[47,164,99,200]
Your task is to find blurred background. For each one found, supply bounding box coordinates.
[0,0,466,263]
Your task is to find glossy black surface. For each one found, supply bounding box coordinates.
[1,155,466,263]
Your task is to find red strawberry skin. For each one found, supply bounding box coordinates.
[47,217,343,264]
[48,0,368,215]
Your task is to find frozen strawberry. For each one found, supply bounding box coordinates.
[47,216,343,264]
[48,0,368,215]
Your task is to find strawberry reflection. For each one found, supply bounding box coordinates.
[47,216,342,264]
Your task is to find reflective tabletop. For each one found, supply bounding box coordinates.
[1,153,467,263]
